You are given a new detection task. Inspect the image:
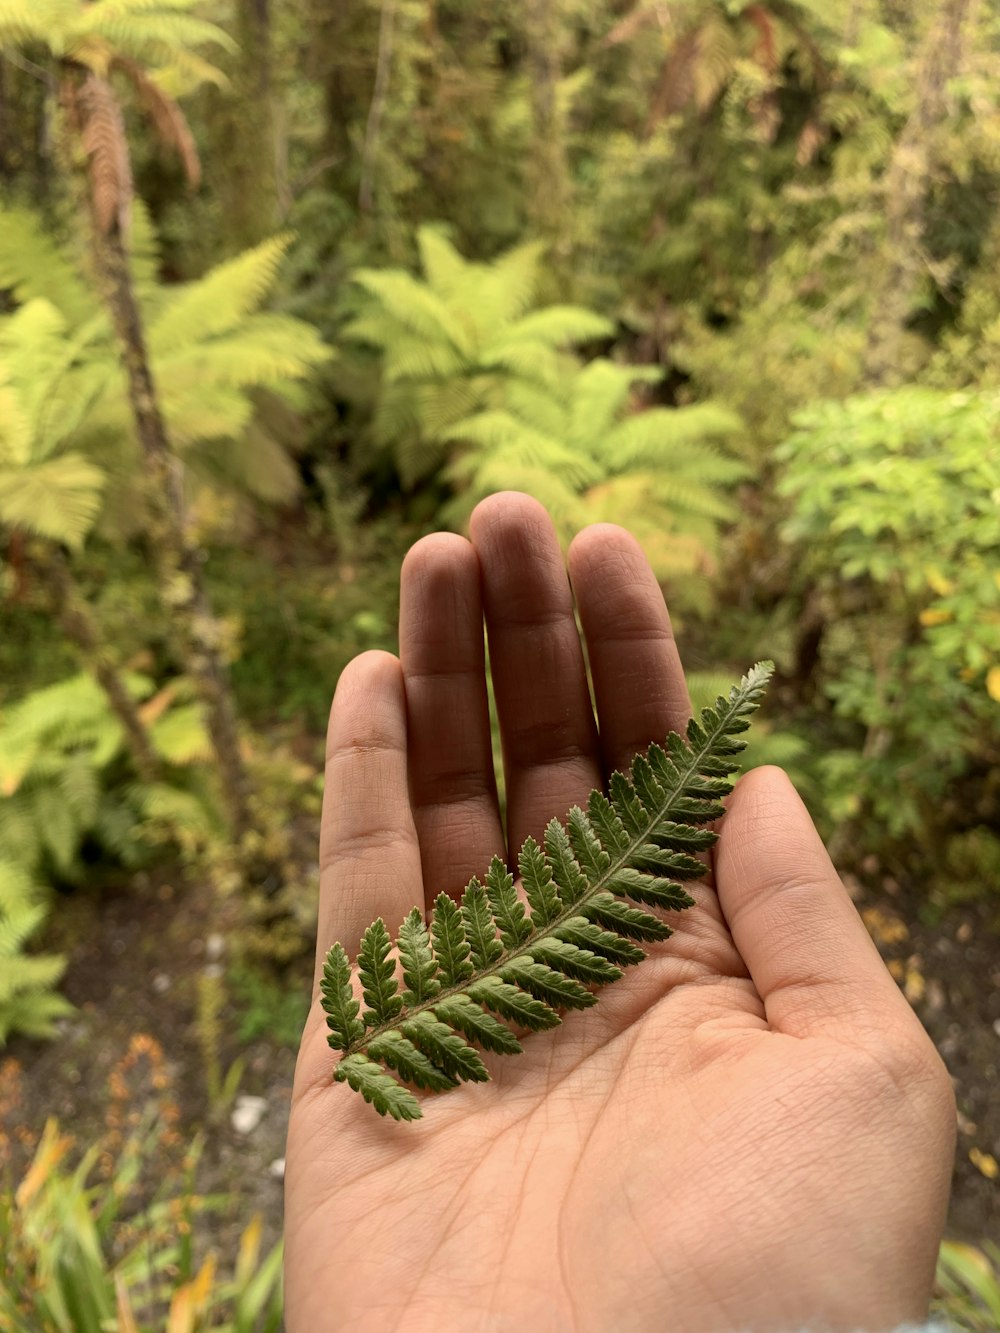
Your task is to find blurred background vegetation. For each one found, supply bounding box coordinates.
[0,0,998,1326]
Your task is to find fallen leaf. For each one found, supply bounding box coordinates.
[969,1147,999,1180]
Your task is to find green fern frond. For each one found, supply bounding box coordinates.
[474,240,545,328]
[476,339,563,389]
[149,235,293,354]
[150,702,211,764]
[160,316,329,391]
[325,663,773,1120]
[0,209,94,328]
[382,337,465,384]
[568,361,662,445]
[416,228,470,302]
[0,372,31,467]
[604,404,744,468]
[0,453,106,548]
[501,306,614,349]
[0,0,77,49]
[352,269,472,356]
[0,857,70,1045]
[68,10,235,64]
[200,427,301,504]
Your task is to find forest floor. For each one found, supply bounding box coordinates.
[2,852,998,1283]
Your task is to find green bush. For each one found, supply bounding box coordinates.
[0,671,217,1044]
[777,388,1000,859]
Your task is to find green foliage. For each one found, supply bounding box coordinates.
[231,964,310,1048]
[0,860,72,1044]
[0,1104,283,1332]
[0,205,331,541]
[777,389,1000,848]
[345,227,746,589]
[344,226,611,486]
[324,663,772,1120]
[0,670,217,880]
[0,0,235,90]
[0,297,108,549]
[0,669,219,1043]
[935,1240,1000,1333]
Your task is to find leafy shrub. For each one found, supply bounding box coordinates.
[0,671,217,1044]
[777,388,1000,858]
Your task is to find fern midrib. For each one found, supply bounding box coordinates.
[343,702,736,1057]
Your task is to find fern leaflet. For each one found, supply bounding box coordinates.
[325,662,773,1119]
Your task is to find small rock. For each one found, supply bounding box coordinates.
[268,1157,285,1180]
[957,1110,977,1136]
[957,922,973,944]
[203,962,224,981]
[993,1018,1000,1039]
[231,1095,269,1136]
[152,973,172,995]
[206,933,225,962]
[841,873,863,902]
[925,979,945,1014]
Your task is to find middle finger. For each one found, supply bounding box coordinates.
[470,492,603,856]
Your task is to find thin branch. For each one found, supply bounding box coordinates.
[2,49,57,91]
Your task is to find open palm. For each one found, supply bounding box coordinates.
[285,493,954,1333]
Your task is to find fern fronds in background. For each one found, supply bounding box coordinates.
[0,203,331,538]
[344,227,746,593]
[324,662,772,1120]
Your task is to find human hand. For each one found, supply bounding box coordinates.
[284,492,955,1333]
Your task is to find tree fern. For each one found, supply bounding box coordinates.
[345,229,745,582]
[324,662,772,1120]
[0,206,331,522]
[343,225,611,486]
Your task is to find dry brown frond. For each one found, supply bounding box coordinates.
[602,6,660,48]
[78,72,133,236]
[645,28,699,133]
[111,55,201,189]
[796,119,828,167]
[744,3,778,76]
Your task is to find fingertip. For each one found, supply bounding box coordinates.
[327,650,404,755]
[400,530,474,585]
[468,490,559,549]
[568,522,648,571]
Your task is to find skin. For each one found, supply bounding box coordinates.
[284,492,956,1333]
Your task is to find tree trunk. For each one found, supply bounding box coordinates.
[358,0,397,216]
[523,0,571,270]
[42,548,162,784]
[865,0,977,384]
[200,0,280,247]
[91,219,255,841]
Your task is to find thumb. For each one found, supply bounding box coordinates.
[714,766,911,1043]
